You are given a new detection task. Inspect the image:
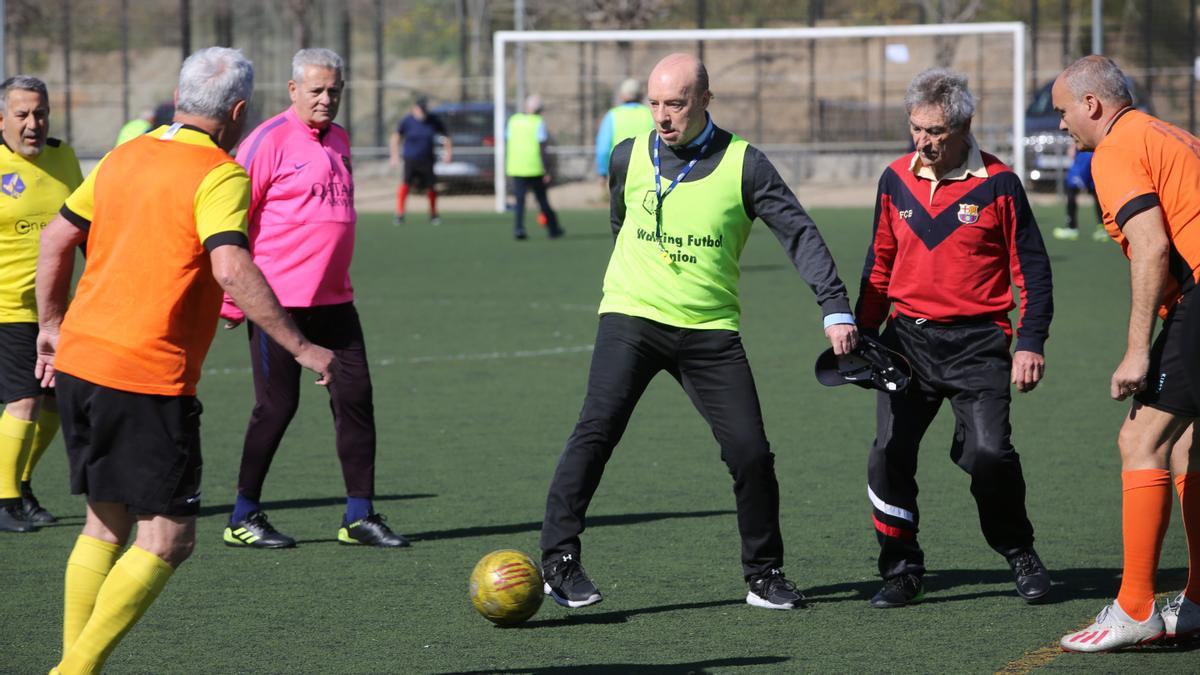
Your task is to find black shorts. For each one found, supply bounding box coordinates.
[1136,288,1200,418]
[0,322,48,404]
[56,372,204,516]
[403,159,436,190]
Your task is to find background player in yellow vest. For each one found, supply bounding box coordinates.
[114,107,154,146]
[506,94,563,240]
[37,47,336,673]
[594,78,655,181]
[0,75,82,533]
[539,53,858,611]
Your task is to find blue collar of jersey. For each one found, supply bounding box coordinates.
[687,115,715,148]
[661,114,714,150]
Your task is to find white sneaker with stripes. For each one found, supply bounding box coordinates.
[1060,600,1164,652]
[1162,593,1200,641]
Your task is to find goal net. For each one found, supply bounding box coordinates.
[490,23,1025,211]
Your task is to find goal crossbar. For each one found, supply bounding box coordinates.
[492,22,1026,211]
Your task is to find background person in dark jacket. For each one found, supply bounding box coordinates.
[390,97,451,225]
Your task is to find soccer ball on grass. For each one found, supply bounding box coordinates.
[469,549,544,626]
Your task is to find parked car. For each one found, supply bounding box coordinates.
[430,101,558,193]
[430,102,497,192]
[1022,79,1152,188]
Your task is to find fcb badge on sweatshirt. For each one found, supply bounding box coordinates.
[957,203,979,224]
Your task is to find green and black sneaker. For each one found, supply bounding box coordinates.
[223,511,296,549]
[338,513,409,548]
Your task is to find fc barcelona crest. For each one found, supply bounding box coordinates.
[957,203,979,224]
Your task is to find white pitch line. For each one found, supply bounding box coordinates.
[202,344,595,376]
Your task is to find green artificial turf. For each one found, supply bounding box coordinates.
[4,205,1197,673]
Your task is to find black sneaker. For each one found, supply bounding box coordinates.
[338,513,410,548]
[542,553,602,608]
[394,213,405,225]
[747,568,805,610]
[870,574,924,608]
[0,503,35,533]
[1007,549,1051,602]
[19,485,56,524]
[223,511,296,549]
[514,230,528,240]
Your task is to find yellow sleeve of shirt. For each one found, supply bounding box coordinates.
[55,143,84,191]
[193,160,250,244]
[61,154,108,225]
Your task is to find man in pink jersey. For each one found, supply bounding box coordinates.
[220,48,407,549]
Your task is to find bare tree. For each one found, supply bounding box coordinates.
[285,0,317,50]
[563,0,681,77]
[467,0,489,99]
[9,0,51,72]
[916,0,984,67]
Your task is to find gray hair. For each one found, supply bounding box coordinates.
[904,68,976,130]
[1,75,48,104]
[618,78,641,102]
[176,47,254,118]
[1061,55,1133,107]
[292,48,343,83]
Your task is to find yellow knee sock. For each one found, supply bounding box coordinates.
[0,411,35,502]
[56,546,174,675]
[62,535,122,655]
[22,409,59,483]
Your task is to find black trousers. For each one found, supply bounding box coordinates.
[868,316,1035,580]
[511,176,561,236]
[540,313,783,580]
[236,302,377,501]
[1065,185,1102,230]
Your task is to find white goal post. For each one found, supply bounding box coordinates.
[491,22,1026,212]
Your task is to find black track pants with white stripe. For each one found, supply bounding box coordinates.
[867,316,1036,580]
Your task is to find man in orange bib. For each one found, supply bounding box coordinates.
[37,47,336,673]
[1054,55,1200,652]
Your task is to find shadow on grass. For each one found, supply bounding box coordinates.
[446,655,789,673]
[1135,637,1200,653]
[513,599,745,629]
[534,231,614,242]
[195,492,437,518]
[407,509,734,542]
[805,567,1189,606]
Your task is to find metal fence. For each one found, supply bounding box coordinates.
[6,0,1200,189]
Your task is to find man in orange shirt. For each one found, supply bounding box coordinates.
[36,47,336,673]
[1053,55,1200,651]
